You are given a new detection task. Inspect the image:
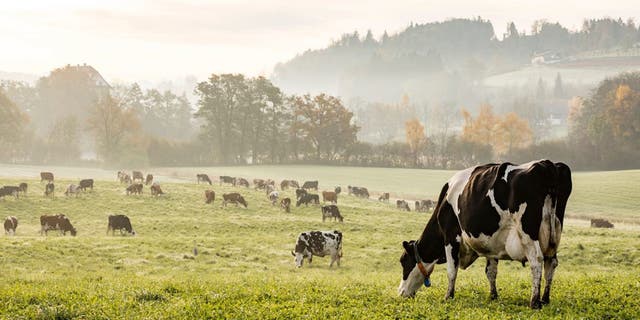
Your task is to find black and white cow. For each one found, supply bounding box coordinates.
[398,160,572,309]
[291,230,343,268]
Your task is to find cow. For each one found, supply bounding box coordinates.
[253,179,266,190]
[79,179,94,191]
[379,192,390,202]
[40,172,54,183]
[44,182,55,197]
[150,183,164,196]
[296,193,320,207]
[349,186,370,198]
[220,176,236,186]
[40,214,77,236]
[396,200,410,211]
[18,183,28,195]
[322,191,338,204]
[266,179,276,187]
[118,172,132,184]
[295,188,307,200]
[117,171,126,182]
[1,186,20,199]
[280,198,291,213]
[280,180,291,190]
[287,180,300,189]
[126,183,143,195]
[334,186,342,195]
[107,214,135,235]
[4,216,18,235]
[64,184,81,197]
[236,178,250,188]
[197,174,212,185]
[322,205,344,223]
[291,230,342,268]
[265,184,275,196]
[397,160,572,309]
[132,171,144,183]
[205,190,215,204]
[415,200,434,212]
[302,180,318,190]
[222,193,248,208]
[145,174,154,185]
[268,191,279,205]
[590,218,614,228]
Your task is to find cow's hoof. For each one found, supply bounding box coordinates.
[530,300,542,309]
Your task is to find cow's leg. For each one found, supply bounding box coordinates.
[526,240,544,309]
[444,241,460,300]
[329,255,336,268]
[541,255,558,304]
[485,258,499,300]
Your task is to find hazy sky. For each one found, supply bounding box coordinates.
[1,0,638,83]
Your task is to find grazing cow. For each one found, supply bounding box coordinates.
[126,183,143,195]
[302,180,318,190]
[291,230,343,268]
[280,198,291,213]
[0,187,10,199]
[280,180,291,190]
[379,192,390,202]
[220,176,236,186]
[268,191,279,205]
[150,183,164,196]
[266,179,276,187]
[1,186,20,199]
[132,171,144,183]
[197,174,212,185]
[265,184,275,196]
[40,214,77,236]
[415,200,434,212]
[205,190,215,204]
[79,179,94,191]
[4,216,18,235]
[322,205,344,223]
[64,184,81,197]
[117,171,126,182]
[107,214,135,235]
[349,186,370,198]
[296,193,320,207]
[253,179,266,190]
[44,182,55,197]
[334,186,342,195]
[18,183,28,195]
[288,180,300,189]
[322,191,338,204]
[118,172,132,184]
[236,178,250,188]
[590,218,614,228]
[396,200,410,211]
[222,193,248,208]
[295,188,307,200]
[397,160,572,309]
[145,174,154,185]
[40,172,54,183]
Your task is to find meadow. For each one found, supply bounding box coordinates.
[0,165,639,319]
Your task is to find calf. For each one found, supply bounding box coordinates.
[220,176,236,186]
[280,198,291,213]
[132,171,144,183]
[40,172,54,183]
[145,174,154,185]
[222,193,248,208]
[197,174,212,185]
[107,214,135,235]
[126,183,143,195]
[40,214,77,236]
[236,178,250,188]
[397,160,572,309]
[268,191,279,205]
[378,193,390,202]
[295,188,307,200]
[291,230,342,268]
[44,182,55,197]
[205,190,215,204]
[79,179,94,191]
[396,200,410,211]
[322,205,344,223]
[590,218,614,228]
[150,183,164,196]
[18,183,28,195]
[4,216,18,235]
[64,184,81,197]
[302,180,318,190]
[296,193,320,207]
[322,191,338,203]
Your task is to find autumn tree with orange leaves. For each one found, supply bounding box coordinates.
[405,118,427,166]
[462,104,533,157]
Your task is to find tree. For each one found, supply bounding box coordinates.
[405,118,426,166]
[553,73,564,98]
[47,116,81,163]
[461,104,498,145]
[0,90,30,161]
[536,77,546,101]
[494,112,533,156]
[87,95,141,164]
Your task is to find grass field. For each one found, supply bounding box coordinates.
[0,166,639,319]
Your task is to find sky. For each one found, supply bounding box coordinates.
[1,0,638,83]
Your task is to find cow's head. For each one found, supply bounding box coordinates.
[291,250,310,268]
[398,240,436,298]
[238,196,248,208]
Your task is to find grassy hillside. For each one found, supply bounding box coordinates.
[0,176,638,319]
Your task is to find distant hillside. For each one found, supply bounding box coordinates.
[272,17,640,105]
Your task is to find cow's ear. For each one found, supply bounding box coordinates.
[402,241,412,253]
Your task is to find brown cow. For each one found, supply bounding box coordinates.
[205,190,215,204]
[4,216,18,235]
[18,183,28,195]
[378,192,390,202]
[150,183,164,196]
[396,200,410,211]
[253,179,266,190]
[40,214,76,236]
[322,191,338,203]
[236,178,250,188]
[40,172,54,183]
[132,171,144,183]
[126,183,143,195]
[280,198,291,213]
[591,218,614,228]
[415,199,434,212]
[44,182,55,197]
[197,174,212,185]
[222,193,248,208]
[145,174,154,185]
